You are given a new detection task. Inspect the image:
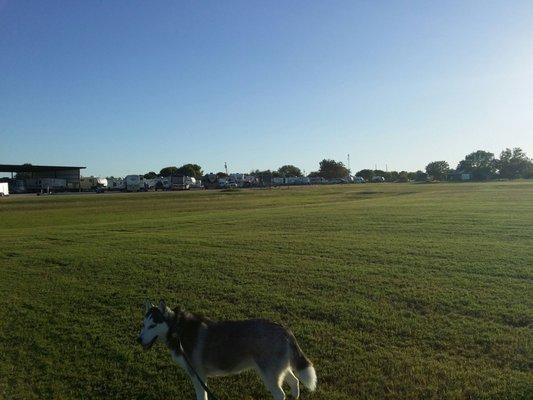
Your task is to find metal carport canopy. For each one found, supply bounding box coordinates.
[0,164,86,172]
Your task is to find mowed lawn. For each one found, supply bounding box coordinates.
[0,182,531,400]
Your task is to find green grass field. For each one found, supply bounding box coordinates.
[0,182,532,400]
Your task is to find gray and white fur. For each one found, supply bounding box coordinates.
[137,300,317,400]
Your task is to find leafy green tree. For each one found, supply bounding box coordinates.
[277,165,303,177]
[250,169,273,177]
[143,171,158,179]
[159,166,178,177]
[425,161,450,180]
[356,169,373,181]
[498,148,532,179]
[216,172,228,179]
[414,170,428,181]
[457,150,496,180]
[318,159,350,179]
[398,171,409,182]
[388,171,400,182]
[176,163,203,179]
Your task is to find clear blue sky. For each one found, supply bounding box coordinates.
[1,1,532,177]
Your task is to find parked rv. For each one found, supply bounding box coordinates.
[309,177,326,184]
[202,173,219,189]
[12,180,26,193]
[107,177,125,191]
[354,176,365,183]
[372,176,386,183]
[143,178,158,191]
[26,178,67,192]
[125,175,144,192]
[329,178,348,184]
[170,175,194,190]
[80,177,100,191]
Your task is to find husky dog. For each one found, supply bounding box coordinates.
[137,300,317,400]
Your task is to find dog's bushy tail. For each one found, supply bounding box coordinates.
[289,333,317,391]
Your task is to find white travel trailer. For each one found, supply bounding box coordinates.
[125,175,143,192]
[354,176,365,183]
[0,182,9,196]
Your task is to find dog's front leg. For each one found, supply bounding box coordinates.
[172,352,207,400]
[189,375,207,400]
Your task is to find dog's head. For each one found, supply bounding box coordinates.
[137,300,173,350]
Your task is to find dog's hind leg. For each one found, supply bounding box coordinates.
[262,375,285,400]
[257,369,286,400]
[284,370,300,399]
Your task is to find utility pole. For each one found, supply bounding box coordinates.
[224,162,228,175]
[347,154,350,171]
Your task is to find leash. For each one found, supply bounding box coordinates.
[177,338,220,400]
[169,315,220,400]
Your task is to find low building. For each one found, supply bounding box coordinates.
[0,164,86,192]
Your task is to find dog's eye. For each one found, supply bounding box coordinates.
[148,324,156,329]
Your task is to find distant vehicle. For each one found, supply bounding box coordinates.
[354,176,365,183]
[125,175,144,192]
[12,180,26,194]
[202,173,219,189]
[309,177,326,184]
[80,177,100,191]
[170,175,194,190]
[97,178,108,188]
[0,182,9,196]
[372,176,386,183]
[330,178,348,184]
[107,177,125,191]
[228,173,245,187]
[143,178,158,191]
[26,178,67,192]
[228,181,238,189]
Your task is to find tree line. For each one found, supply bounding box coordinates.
[424,148,533,181]
[137,147,532,183]
[359,148,532,182]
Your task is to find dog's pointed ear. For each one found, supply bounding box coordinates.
[158,299,166,313]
